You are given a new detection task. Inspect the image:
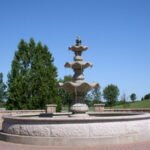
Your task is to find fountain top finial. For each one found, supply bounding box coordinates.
[69,37,88,52]
[76,36,81,46]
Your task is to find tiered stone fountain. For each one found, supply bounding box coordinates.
[59,37,99,116]
[0,38,150,146]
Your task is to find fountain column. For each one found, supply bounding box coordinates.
[59,37,99,116]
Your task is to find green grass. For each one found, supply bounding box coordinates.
[62,100,150,111]
[111,100,150,109]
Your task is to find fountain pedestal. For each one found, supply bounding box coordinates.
[70,103,89,118]
[70,103,89,113]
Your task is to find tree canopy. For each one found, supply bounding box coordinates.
[85,87,101,106]
[130,93,136,102]
[6,39,58,110]
[144,93,150,100]
[103,84,119,106]
[58,75,73,110]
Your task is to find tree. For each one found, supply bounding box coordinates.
[103,84,119,106]
[85,87,101,106]
[58,75,73,110]
[6,39,58,110]
[121,93,127,104]
[63,75,72,82]
[0,73,6,103]
[56,97,62,112]
[91,87,101,102]
[130,93,136,102]
[143,93,150,100]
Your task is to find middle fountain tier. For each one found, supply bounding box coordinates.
[59,37,99,115]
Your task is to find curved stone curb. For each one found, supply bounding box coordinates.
[1,113,150,146]
[0,131,150,146]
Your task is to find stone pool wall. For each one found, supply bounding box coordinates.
[0,110,44,129]
[105,108,150,112]
[0,108,150,128]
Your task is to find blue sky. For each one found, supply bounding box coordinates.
[0,0,150,100]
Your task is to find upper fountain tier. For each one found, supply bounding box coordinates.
[68,37,88,61]
[65,61,92,81]
[65,37,93,81]
[65,61,93,69]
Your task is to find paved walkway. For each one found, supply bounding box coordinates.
[0,140,150,150]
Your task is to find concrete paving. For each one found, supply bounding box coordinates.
[0,140,150,150]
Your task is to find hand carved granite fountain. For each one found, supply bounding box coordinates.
[1,38,150,146]
[59,37,99,115]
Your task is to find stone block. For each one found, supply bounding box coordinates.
[45,104,57,113]
[94,104,105,112]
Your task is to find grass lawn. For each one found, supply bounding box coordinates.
[111,100,150,109]
[62,100,150,111]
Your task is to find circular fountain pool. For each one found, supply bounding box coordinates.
[0,112,150,146]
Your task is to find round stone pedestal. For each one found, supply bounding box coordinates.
[70,103,89,114]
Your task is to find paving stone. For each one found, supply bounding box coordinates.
[0,140,150,150]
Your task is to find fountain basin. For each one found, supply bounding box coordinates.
[0,112,150,146]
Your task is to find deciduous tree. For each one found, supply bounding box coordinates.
[144,93,150,100]
[58,75,73,110]
[130,93,136,102]
[103,84,119,106]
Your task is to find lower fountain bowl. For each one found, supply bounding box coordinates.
[1,112,150,146]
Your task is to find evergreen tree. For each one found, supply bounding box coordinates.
[0,73,6,103]
[6,39,58,110]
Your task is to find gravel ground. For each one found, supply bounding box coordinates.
[0,140,150,150]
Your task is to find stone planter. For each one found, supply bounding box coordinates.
[45,104,57,113]
[94,104,105,112]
